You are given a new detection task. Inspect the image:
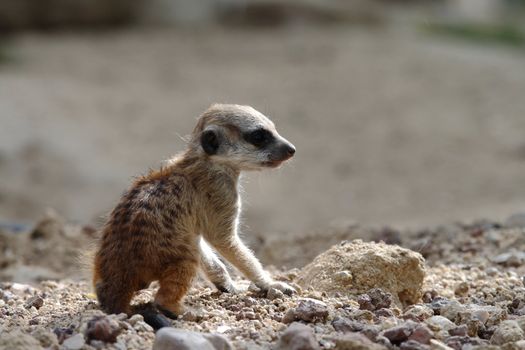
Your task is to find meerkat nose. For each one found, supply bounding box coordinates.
[284,144,296,157]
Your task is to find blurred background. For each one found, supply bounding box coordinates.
[1,0,525,240]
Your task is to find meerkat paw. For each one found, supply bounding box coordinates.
[155,303,184,320]
[267,281,296,296]
[214,281,241,294]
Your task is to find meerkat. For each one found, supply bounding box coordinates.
[93,104,296,328]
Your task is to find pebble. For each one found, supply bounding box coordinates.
[490,320,525,345]
[134,321,154,333]
[331,317,364,332]
[153,328,232,350]
[85,316,122,343]
[267,288,285,300]
[275,322,320,350]
[128,314,144,326]
[334,333,387,350]
[403,305,434,322]
[429,339,454,350]
[382,321,417,344]
[400,339,430,350]
[216,325,232,334]
[357,294,374,311]
[448,325,468,337]
[357,289,393,311]
[282,298,329,324]
[31,328,59,348]
[182,309,202,322]
[408,324,433,345]
[492,252,525,267]
[425,316,456,334]
[62,334,85,350]
[24,295,44,310]
[453,282,469,297]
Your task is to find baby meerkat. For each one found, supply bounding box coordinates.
[93,104,296,328]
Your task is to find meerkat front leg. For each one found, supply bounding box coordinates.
[209,233,296,296]
[199,238,239,293]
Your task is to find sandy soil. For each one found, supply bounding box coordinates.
[1,26,525,238]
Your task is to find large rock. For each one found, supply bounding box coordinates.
[153,328,232,350]
[295,240,426,305]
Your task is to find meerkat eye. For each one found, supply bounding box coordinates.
[245,129,273,147]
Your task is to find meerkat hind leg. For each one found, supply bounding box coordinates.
[154,260,198,319]
[199,238,238,293]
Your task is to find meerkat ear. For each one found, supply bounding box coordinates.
[201,129,220,155]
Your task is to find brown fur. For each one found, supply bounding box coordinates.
[93,104,296,318]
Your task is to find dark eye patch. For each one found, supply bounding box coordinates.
[244,128,274,147]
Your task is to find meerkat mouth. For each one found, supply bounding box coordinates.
[262,160,285,168]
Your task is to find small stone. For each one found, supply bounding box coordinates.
[275,322,320,350]
[429,339,454,350]
[10,283,35,295]
[334,332,387,350]
[332,317,364,332]
[492,252,525,267]
[486,267,499,276]
[382,321,417,345]
[408,324,433,345]
[368,289,393,309]
[267,288,285,300]
[134,321,154,333]
[128,314,144,326]
[31,328,59,348]
[85,316,122,343]
[404,305,434,322]
[282,298,329,324]
[334,271,352,282]
[62,334,85,350]
[400,340,430,350]
[375,308,395,318]
[153,328,231,350]
[453,282,469,297]
[182,310,201,322]
[422,290,438,304]
[490,320,525,345]
[425,316,456,333]
[439,300,464,322]
[357,294,374,311]
[357,289,393,311]
[216,325,232,334]
[448,325,468,337]
[236,311,257,320]
[360,325,381,341]
[24,295,44,310]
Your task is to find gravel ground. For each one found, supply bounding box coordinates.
[2,214,525,349]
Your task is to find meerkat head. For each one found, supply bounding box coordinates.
[189,104,296,171]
